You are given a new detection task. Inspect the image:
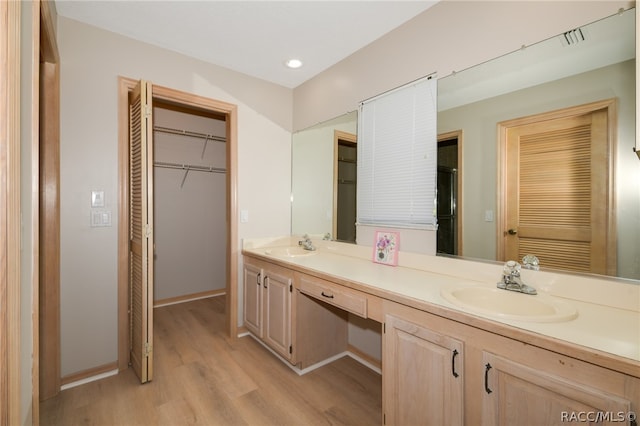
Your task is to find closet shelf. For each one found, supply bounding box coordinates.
[154,126,226,143]
[154,161,225,189]
[154,161,226,174]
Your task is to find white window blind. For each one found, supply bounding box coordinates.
[357,75,438,228]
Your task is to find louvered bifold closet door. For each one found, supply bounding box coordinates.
[129,80,154,383]
[505,110,609,274]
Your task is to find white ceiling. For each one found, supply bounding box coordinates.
[54,0,438,88]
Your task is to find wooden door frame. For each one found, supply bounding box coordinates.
[496,99,616,273]
[332,130,357,240]
[39,0,61,403]
[0,0,56,422]
[437,130,464,256]
[117,77,238,372]
[1,1,24,423]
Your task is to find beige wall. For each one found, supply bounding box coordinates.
[293,1,631,131]
[153,108,227,301]
[58,17,293,376]
[439,60,638,279]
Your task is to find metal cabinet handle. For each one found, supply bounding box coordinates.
[256,272,261,286]
[263,276,268,288]
[321,291,334,299]
[484,363,493,394]
[507,229,518,235]
[452,349,460,378]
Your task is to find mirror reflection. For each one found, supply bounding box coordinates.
[291,111,357,242]
[291,9,638,280]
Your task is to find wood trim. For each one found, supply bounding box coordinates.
[150,83,238,342]
[117,77,134,372]
[1,2,23,424]
[38,0,61,407]
[118,77,239,373]
[29,1,41,423]
[154,289,226,308]
[497,120,508,262]
[153,99,226,121]
[39,0,58,63]
[636,7,640,160]
[38,64,60,400]
[60,361,118,387]
[226,102,239,342]
[437,130,463,256]
[1,2,10,423]
[496,99,616,273]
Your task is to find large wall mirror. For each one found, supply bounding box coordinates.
[292,111,357,242]
[291,8,638,280]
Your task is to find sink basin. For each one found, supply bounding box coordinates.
[264,246,317,258]
[440,285,578,323]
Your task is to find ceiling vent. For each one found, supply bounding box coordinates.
[561,27,587,47]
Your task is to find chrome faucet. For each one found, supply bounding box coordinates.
[522,254,540,271]
[497,260,537,295]
[298,234,316,251]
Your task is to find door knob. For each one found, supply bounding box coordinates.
[507,229,518,235]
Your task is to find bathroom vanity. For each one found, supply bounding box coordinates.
[242,237,640,425]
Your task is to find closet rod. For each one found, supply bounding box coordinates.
[154,161,226,174]
[153,126,226,143]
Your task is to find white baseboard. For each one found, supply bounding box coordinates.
[242,333,381,376]
[60,369,119,391]
[154,291,225,308]
[346,351,382,375]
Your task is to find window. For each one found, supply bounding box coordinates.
[357,75,437,228]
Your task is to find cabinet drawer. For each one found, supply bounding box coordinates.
[297,274,367,318]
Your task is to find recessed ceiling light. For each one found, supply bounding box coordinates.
[285,58,303,69]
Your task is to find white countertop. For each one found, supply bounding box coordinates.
[242,237,640,365]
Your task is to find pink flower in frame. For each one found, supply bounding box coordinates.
[373,230,399,266]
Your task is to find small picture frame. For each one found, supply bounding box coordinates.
[372,230,400,266]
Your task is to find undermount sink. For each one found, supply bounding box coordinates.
[440,285,578,323]
[264,246,317,258]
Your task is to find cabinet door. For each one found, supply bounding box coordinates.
[384,315,464,426]
[263,269,292,360]
[243,263,262,337]
[482,352,632,426]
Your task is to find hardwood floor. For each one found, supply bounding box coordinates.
[40,296,382,425]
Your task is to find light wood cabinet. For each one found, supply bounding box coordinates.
[383,301,639,426]
[242,262,262,337]
[383,314,464,426]
[297,272,367,318]
[262,268,292,357]
[242,259,293,361]
[482,352,634,426]
[242,254,639,426]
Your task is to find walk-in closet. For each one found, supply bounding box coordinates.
[153,104,227,306]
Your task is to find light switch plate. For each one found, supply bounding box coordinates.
[91,209,112,227]
[484,210,494,222]
[91,190,105,208]
[240,209,249,223]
